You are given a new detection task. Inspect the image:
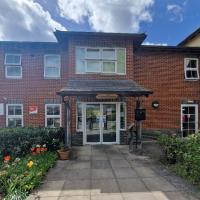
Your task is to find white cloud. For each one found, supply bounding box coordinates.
[143,41,168,46]
[57,0,154,33]
[167,3,185,22]
[0,0,66,41]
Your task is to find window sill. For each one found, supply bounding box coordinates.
[5,77,22,79]
[76,72,126,76]
[44,77,61,80]
[185,78,199,81]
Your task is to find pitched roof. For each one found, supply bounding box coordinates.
[178,27,200,46]
[57,80,153,97]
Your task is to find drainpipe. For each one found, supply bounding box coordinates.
[62,96,71,148]
[136,98,142,149]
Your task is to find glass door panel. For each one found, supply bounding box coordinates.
[86,104,101,143]
[102,104,116,143]
[181,104,198,137]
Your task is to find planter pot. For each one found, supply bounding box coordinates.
[57,149,71,160]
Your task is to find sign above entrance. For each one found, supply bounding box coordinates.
[96,94,118,100]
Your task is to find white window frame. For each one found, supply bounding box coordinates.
[5,54,22,79]
[76,47,126,75]
[44,54,61,79]
[76,102,83,131]
[181,104,198,137]
[6,104,23,127]
[45,104,61,128]
[119,102,127,131]
[184,58,199,80]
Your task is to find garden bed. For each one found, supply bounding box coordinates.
[0,127,64,199]
[0,152,58,200]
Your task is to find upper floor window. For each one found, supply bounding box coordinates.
[76,47,126,74]
[5,54,22,79]
[184,58,199,80]
[44,55,60,78]
[45,104,61,128]
[6,104,23,127]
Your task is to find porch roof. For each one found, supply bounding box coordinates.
[57,80,153,97]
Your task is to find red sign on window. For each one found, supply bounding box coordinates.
[29,106,38,114]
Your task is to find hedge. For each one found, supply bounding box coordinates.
[0,127,64,161]
[158,133,200,185]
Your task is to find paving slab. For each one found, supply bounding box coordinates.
[92,160,111,169]
[91,194,123,200]
[135,167,157,178]
[91,179,120,194]
[65,169,91,180]
[113,167,138,178]
[163,191,198,200]
[36,180,65,197]
[76,155,91,161]
[142,177,177,192]
[66,161,91,170]
[122,192,157,200]
[118,178,148,193]
[92,168,115,179]
[92,155,108,160]
[107,153,124,160]
[110,159,131,168]
[60,179,91,196]
[59,195,90,200]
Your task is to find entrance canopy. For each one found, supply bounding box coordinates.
[57,80,152,97]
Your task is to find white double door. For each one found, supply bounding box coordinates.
[83,103,120,144]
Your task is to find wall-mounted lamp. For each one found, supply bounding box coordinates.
[152,100,159,109]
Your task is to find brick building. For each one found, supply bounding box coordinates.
[0,28,200,145]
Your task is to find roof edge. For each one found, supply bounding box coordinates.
[138,45,200,52]
[178,27,200,46]
[54,30,147,46]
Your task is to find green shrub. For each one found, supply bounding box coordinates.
[0,127,64,161]
[0,152,58,199]
[157,133,200,185]
[157,134,183,164]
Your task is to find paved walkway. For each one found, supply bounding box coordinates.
[28,145,199,200]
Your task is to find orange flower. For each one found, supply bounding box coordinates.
[4,155,11,161]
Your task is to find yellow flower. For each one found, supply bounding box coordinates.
[27,160,34,168]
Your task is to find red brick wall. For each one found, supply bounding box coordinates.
[0,44,67,127]
[0,38,200,135]
[133,48,200,131]
[66,35,136,133]
[0,36,137,132]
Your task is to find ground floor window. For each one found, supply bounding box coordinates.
[45,104,61,128]
[181,104,198,137]
[6,104,23,127]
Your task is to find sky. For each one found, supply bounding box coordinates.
[0,0,200,46]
